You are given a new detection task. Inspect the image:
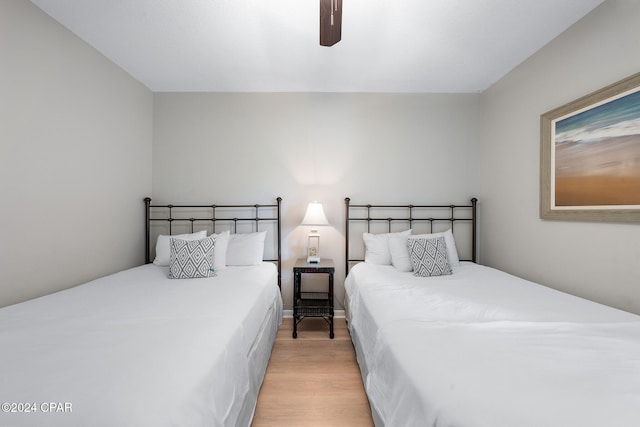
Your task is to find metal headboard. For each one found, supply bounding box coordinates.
[345,197,478,274]
[144,197,282,288]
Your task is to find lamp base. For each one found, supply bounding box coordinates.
[307,256,321,264]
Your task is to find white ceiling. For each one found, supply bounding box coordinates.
[30,0,604,93]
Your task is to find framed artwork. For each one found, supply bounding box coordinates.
[540,72,640,222]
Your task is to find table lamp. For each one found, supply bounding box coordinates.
[301,202,329,263]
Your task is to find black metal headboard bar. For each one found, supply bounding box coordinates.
[345,197,478,274]
[144,197,283,288]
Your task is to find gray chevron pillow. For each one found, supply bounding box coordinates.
[169,235,217,279]
[406,236,452,277]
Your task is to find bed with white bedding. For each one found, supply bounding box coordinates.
[344,198,640,427]
[0,197,283,427]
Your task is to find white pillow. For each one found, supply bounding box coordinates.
[226,231,266,266]
[211,230,230,271]
[388,235,416,272]
[389,229,460,272]
[363,229,411,265]
[153,230,207,266]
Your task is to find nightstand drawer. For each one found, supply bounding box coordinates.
[295,295,332,317]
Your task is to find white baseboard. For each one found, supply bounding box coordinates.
[283,309,345,319]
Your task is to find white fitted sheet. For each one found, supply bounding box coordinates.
[345,262,640,427]
[0,262,282,427]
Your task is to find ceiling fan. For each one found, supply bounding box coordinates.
[320,0,342,46]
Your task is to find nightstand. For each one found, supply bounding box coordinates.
[292,258,335,339]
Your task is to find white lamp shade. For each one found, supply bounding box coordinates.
[301,202,329,226]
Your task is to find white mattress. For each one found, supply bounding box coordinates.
[0,262,282,427]
[345,262,640,427]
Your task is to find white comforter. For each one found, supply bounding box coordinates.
[345,262,640,427]
[0,263,282,427]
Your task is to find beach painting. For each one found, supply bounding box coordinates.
[553,89,640,207]
[541,72,640,222]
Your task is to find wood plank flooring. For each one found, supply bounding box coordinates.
[252,317,374,427]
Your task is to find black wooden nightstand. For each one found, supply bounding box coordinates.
[292,258,335,339]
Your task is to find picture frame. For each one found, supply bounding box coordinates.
[540,72,640,222]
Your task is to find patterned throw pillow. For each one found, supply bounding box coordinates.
[169,235,217,279]
[406,236,452,277]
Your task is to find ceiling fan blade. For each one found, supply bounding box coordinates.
[320,0,342,46]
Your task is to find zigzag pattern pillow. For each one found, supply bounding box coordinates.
[169,235,217,279]
[406,236,452,277]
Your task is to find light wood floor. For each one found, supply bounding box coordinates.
[252,317,374,427]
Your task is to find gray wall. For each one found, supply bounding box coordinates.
[479,0,640,314]
[0,0,153,307]
[4,0,639,316]
[152,92,480,309]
